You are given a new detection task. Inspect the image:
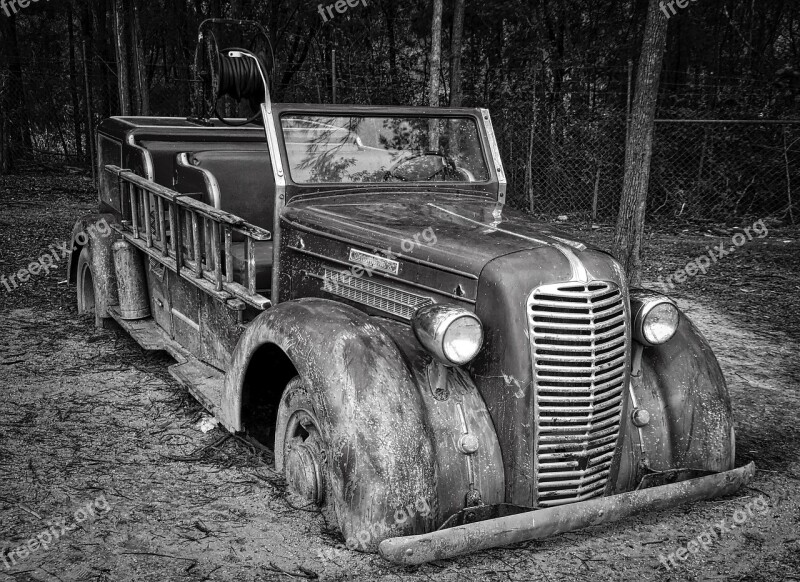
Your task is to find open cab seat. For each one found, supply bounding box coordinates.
[173,148,276,293]
[229,240,273,293]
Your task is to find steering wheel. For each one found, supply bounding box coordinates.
[384,151,473,182]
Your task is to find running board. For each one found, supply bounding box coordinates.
[107,307,228,427]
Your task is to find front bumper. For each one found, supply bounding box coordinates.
[379,462,756,565]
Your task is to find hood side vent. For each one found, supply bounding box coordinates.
[321,268,433,320]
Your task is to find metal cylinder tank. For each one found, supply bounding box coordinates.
[112,240,151,320]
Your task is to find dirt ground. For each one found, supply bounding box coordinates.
[1,173,799,582]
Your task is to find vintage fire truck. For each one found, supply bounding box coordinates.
[68,22,753,565]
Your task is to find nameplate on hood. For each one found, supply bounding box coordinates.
[348,249,400,276]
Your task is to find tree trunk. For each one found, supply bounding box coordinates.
[277,26,318,102]
[0,68,10,173]
[113,0,131,115]
[0,10,30,170]
[612,0,669,286]
[128,0,149,115]
[68,3,83,160]
[427,0,444,149]
[449,0,465,107]
[92,0,114,118]
[383,1,399,102]
[82,39,96,182]
[428,0,443,107]
[0,52,10,173]
[80,0,95,166]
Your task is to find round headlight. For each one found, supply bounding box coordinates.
[635,299,680,345]
[412,304,484,366]
[442,315,483,364]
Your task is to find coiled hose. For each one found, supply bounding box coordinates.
[214,47,267,126]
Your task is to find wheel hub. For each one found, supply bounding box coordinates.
[284,436,324,505]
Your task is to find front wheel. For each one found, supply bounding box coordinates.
[272,370,436,552]
[275,377,337,521]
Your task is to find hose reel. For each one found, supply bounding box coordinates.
[192,19,274,126]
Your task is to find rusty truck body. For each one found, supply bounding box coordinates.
[68,92,753,564]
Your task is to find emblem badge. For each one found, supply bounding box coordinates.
[348,249,400,276]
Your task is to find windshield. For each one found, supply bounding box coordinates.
[280,114,490,184]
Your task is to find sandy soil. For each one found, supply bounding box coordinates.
[1,173,798,581]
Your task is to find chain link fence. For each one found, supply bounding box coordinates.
[2,61,798,225]
[650,120,799,222]
[494,108,799,223]
[492,106,628,222]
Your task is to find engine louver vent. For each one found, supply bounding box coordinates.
[322,268,433,320]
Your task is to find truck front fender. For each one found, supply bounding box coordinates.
[614,311,735,492]
[223,298,504,548]
[375,319,505,521]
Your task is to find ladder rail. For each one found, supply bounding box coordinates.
[107,164,272,310]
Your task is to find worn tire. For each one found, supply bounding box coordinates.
[76,247,107,328]
[274,376,339,529]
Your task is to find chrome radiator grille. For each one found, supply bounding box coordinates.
[527,282,629,507]
[322,268,433,320]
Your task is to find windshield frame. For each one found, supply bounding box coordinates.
[268,104,502,203]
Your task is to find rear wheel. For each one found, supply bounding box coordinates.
[76,247,104,328]
[275,376,337,521]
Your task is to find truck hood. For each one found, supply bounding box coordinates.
[282,192,603,278]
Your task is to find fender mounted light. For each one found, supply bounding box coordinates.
[631,290,680,346]
[412,304,484,366]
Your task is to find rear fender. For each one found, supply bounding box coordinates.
[67,213,119,317]
[615,310,735,492]
[223,298,504,548]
